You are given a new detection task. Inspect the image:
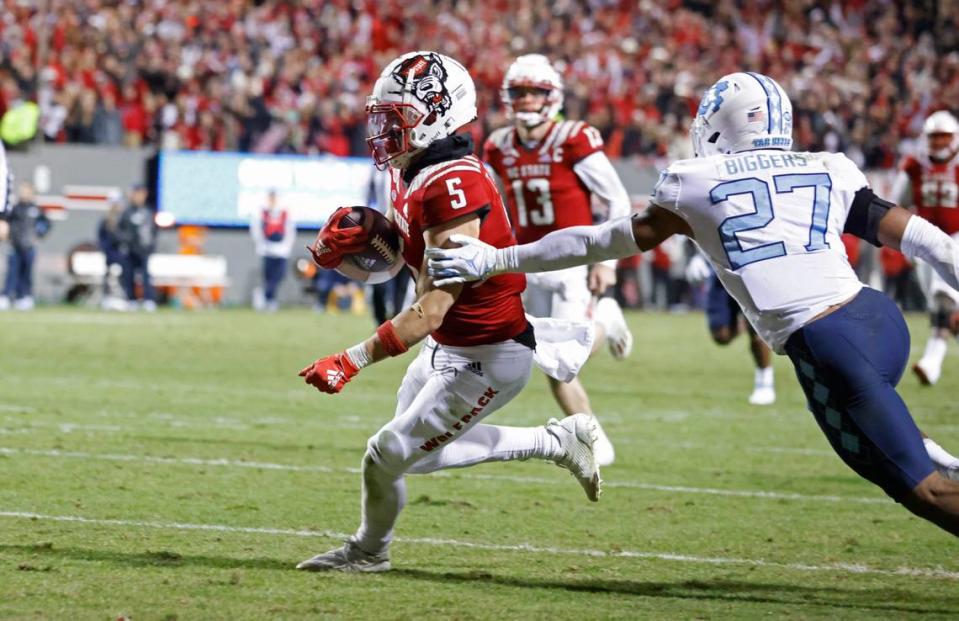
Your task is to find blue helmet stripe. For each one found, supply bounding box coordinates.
[745,72,782,134]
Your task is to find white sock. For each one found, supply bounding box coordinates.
[754,366,774,389]
[921,336,947,367]
[407,424,561,474]
[924,437,959,469]
[354,458,407,553]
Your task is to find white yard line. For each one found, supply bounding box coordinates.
[0,447,358,475]
[0,313,188,326]
[0,446,887,505]
[432,471,889,504]
[1,412,844,455]
[0,510,955,580]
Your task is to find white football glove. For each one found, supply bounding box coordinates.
[426,234,501,287]
[684,253,712,284]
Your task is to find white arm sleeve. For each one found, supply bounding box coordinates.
[890,170,912,208]
[573,152,631,270]
[900,215,959,290]
[498,216,640,274]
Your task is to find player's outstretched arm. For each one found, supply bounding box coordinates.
[878,204,959,291]
[427,205,690,286]
[299,215,474,395]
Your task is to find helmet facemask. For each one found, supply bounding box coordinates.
[366,100,424,170]
[928,132,958,162]
[504,83,561,129]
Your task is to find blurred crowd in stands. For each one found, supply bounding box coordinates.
[1,0,957,168]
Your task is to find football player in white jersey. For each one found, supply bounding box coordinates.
[428,72,959,536]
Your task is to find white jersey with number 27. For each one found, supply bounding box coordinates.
[652,150,869,353]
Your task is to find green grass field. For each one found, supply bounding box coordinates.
[1,307,957,620]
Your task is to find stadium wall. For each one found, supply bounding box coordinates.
[2,146,892,306]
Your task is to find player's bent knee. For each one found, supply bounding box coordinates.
[366,428,410,475]
[711,328,734,345]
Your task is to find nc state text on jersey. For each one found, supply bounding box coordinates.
[504,163,552,179]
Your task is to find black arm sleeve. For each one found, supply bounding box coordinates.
[843,187,895,248]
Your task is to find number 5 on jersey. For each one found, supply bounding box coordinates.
[446,177,467,209]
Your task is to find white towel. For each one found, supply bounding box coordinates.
[526,314,595,383]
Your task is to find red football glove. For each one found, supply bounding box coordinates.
[307,207,370,269]
[298,352,361,394]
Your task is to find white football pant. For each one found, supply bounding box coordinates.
[354,336,562,552]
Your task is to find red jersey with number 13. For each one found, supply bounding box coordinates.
[389,154,527,347]
[484,120,605,244]
[900,153,959,234]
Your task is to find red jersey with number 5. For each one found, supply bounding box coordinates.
[389,154,527,347]
[900,153,959,234]
[484,120,605,244]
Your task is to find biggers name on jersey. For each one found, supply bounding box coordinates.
[722,152,809,176]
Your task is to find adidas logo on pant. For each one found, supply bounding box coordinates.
[464,361,483,377]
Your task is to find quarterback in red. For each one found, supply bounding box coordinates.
[893,111,959,386]
[484,54,633,466]
[295,51,601,573]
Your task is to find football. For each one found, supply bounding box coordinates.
[334,206,404,282]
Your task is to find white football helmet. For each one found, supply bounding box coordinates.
[691,72,793,158]
[366,51,477,170]
[923,110,959,161]
[501,54,564,129]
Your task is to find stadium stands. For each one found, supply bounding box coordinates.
[0,1,956,167]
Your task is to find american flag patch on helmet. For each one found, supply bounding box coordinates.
[747,108,766,124]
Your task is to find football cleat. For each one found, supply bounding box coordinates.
[296,539,391,573]
[912,360,940,386]
[595,297,633,360]
[748,386,776,406]
[592,418,616,467]
[547,413,602,502]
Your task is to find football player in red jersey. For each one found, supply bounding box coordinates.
[294,51,601,573]
[893,111,959,386]
[484,55,633,466]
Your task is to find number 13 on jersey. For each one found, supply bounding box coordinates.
[713,173,832,270]
[511,178,554,226]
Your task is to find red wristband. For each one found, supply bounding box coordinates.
[376,321,409,357]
